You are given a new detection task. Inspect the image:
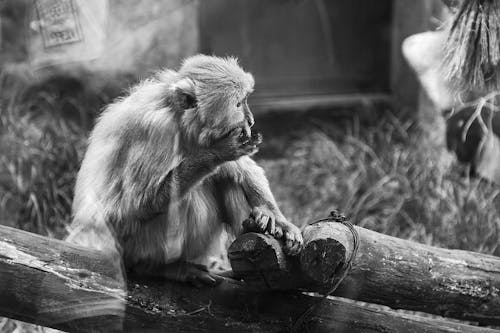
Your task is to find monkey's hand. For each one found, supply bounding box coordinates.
[275,218,303,255]
[212,127,262,162]
[244,207,303,255]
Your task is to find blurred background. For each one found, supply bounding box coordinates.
[0,0,499,331]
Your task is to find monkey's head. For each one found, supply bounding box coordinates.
[173,55,255,146]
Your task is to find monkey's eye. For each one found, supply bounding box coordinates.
[236,102,242,108]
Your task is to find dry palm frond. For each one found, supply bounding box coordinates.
[443,0,500,93]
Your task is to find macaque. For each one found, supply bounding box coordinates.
[67,55,303,285]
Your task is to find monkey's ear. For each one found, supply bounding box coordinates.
[171,78,197,109]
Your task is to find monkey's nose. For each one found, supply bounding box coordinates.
[247,116,255,128]
[242,122,252,139]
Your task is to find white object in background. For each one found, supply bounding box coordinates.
[402,30,458,111]
[403,29,500,185]
[28,0,108,69]
[476,127,500,185]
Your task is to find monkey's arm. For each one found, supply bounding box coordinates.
[141,150,223,219]
[139,128,258,220]
[234,157,304,254]
[236,157,283,217]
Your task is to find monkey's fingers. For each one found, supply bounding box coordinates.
[274,226,284,239]
[237,128,253,142]
[217,269,236,278]
[210,271,246,286]
[284,230,303,256]
[256,214,270,232]
[250,209,262,221]
[250,132,263,146]
[266,217,276,235]
[290,237,304,255]
[294,232,304,253]
[222,127,243,140]
[207,273,225,285]
[284,231,295,253]
[188,270,223,287]
[243,144,259,156]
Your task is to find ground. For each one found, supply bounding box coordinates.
[0,72,499,332]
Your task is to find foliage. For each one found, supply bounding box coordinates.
[1,72,500,333]
[261,111,500,255]
[1,74,499,253]
[0,71,89,238]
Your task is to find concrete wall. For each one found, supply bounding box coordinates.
[1,0,199,79]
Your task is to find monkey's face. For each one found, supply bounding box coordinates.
[192,88,254,146]
[188,71,255,146]
[224,93,255,138]
[176,55,256,145]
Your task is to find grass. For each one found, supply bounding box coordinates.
[0,71,499,331]
[0,69,110,238]
[1,71,499,254]
[258,110,500,255]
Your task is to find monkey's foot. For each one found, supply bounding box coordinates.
[163,262,225,288]
[246,207,304,255]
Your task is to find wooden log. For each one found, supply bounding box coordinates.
[1,225,498,332]
[228,222,500,326]
[299,220,355,286]
[0,225,126,331]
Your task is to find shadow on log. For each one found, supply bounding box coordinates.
[228,221,500,326]
[1,225,499,332]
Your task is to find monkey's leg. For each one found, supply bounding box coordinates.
[163,262,228,287]
[133,261,226,287]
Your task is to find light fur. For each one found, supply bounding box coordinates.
[67,55,298,277]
